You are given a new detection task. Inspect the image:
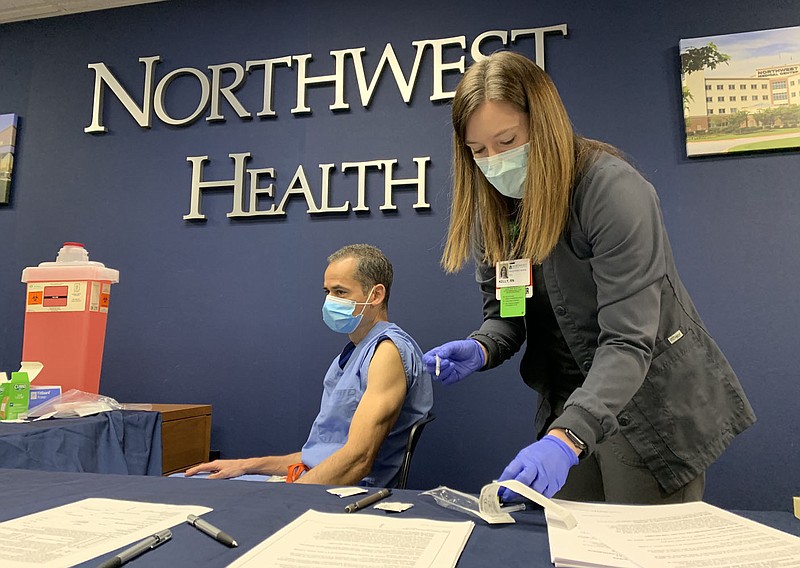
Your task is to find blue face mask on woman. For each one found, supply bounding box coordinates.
[474,142,530,199]
[322,287,376,334]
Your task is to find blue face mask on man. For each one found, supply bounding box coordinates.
[474,142,530,199]
[322,286,376,334]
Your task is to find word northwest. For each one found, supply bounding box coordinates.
[85,24,567,133]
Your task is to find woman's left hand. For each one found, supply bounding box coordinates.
[497,435,579,500]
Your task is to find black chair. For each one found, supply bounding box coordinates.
[395,413,436,489]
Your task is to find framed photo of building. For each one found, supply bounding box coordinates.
[681,25,800,157]
[0,113,18,203]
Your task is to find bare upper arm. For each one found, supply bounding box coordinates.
[345,339,408,456]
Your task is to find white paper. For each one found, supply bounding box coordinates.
[374,502,414,513]
[0,498,212,568]
[549,499,800,568]
[226,509,474,568]
[546,501,639,568]
[32,411,57,421]
[327,486,368,498]
[479,479,577,528]
[18,362,44,383]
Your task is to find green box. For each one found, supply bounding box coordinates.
[0,372,30,420]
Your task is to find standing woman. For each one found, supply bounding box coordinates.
[425,51,755,504]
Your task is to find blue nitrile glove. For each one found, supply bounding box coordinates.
[497,435,579,501]
[422,339,485,385]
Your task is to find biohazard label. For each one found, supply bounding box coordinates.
[26,281,88,312]
[100,282,111,313]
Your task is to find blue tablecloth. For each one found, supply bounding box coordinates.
[0,410,161,475]
[0,468,797,568]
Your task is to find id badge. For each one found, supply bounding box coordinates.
[495,259,532,318]
[495,259,533,300]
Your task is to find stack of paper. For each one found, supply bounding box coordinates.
[226,510,474,568]
[546,500,800,568]
[0,498,211,568]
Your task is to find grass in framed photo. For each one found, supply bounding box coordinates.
[680,25,800,157]
[0,113,18,203]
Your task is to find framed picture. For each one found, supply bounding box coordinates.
[680,25,800,157]
[0,113,18,203]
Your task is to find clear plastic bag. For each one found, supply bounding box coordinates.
[27,389,150,419]
[421,486,484,519]
[420,485,524,524]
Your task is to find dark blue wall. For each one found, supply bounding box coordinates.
[1,0,797,511]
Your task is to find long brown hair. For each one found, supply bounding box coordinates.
[443,51,612,272]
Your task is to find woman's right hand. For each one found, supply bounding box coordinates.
[422,339,486,385]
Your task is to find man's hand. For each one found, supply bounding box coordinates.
[184,459,249,479]
[422,339,485,385]
[497,435,579,500]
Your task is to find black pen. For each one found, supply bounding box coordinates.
[97,529,172,568]
[344,488,392,513]
[187,514,238,547]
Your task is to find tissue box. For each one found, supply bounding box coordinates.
[0,372,30,420]
[29,385,62,410]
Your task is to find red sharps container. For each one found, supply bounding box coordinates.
[21,242,120,394]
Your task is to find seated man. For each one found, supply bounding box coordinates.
[185,244,433,487]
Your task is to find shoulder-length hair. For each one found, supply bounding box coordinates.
[443,51,611,272]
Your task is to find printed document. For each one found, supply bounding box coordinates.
[226,509,474,568]
[547,499,800,567]
[0,497,211,568]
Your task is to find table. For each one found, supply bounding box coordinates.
[145,404,211,475]
[0,410,161,475]
[1,468,798,568]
